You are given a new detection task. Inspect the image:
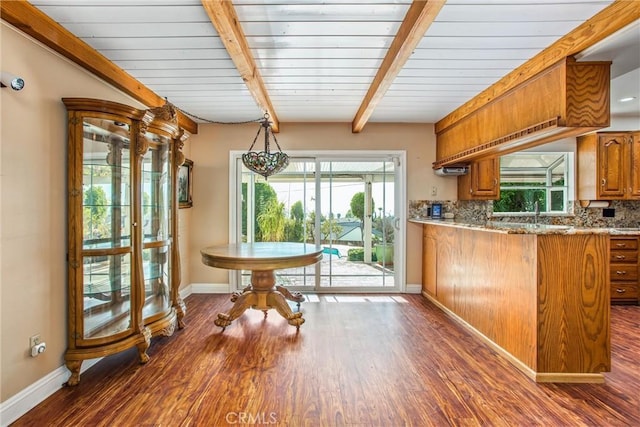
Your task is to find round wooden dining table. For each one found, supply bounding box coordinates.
[201,242,323,330]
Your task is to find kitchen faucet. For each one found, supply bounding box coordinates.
[534,200,540,225]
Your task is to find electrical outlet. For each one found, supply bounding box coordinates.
[431,186,438,196]
[30,334,41,348]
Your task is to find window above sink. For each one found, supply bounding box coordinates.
[493,152,574,216]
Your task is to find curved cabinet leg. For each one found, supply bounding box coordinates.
[65,360,83,386]
[137,329,152,364]
[175,297,187,329]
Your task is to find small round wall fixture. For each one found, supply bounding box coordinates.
[0,71,25,91]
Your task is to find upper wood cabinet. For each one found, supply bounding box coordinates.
[577,131,640,201]
[630,131,640,199]
[434,58,610,169]
[458,158,500,200]
[63,98,188,385]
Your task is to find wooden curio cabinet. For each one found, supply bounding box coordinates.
[63,98,188,385]
[577,131,640,201]
[457,158,500,200]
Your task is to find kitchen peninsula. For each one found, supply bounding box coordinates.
[412,219,612,383]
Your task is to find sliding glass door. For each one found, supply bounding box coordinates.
[233,151,405,293]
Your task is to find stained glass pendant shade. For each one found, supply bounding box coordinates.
[242,114,289,179]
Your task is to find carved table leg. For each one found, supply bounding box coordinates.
[215,291,258,330]
[276,285,305,311]
[231,284,252,302]
[215,270,306,330]
[267,290,305,329]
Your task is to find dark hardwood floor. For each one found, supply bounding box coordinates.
[12,294,639,426]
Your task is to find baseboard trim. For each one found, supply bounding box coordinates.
[1,285,206,426]
[189,282,231,294]
[534,372,605,383]
[184,283,418,295]
[405,283,422,294]
[422,291,538,382]
[0,358,101,427]
[422,292,606,384]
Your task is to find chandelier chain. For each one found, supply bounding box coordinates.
[174,105,262,125]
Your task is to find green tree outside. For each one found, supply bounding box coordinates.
[257,199,286,241]
[321,217,343,242]
[285,200,305,242]
[493,183,546,213]
[83,186,109,240]
[350,192,373,245]
[242,182,278,240]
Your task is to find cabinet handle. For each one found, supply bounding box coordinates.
[615,243,627,247]
[604,139,620,147]
[615,255,626,260]
[615,270,627,275]
[601,178,606,187]
[616,288,626,294]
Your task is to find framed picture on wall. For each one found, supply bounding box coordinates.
[178,158,193,209]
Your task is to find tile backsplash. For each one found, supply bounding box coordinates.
[409,200,640,228]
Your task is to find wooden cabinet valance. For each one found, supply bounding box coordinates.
[434,57,610,169]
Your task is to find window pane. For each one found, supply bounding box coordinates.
[493,188,545,213]
[550,190,565,211]
[495,152,569,214]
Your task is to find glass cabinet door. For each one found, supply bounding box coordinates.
[81,117,133,340]
[141,131,172,321]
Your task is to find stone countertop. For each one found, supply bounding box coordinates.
[408,218,640,235]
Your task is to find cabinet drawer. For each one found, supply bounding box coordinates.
[610,238,639,250]
[610,250,638,263]
[610,283,639,300]
[610,264,638,281]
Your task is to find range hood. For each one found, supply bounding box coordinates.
[433,57,611,169]
[434,166,469,176]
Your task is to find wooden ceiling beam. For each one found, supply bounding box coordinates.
[351,0,445,133]
[201,0,279,132]
[435,0,640,135]
[0,1,198,135]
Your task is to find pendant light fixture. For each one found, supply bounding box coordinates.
[242,113,289,179]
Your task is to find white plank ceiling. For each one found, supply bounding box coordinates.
[28,0,638,127]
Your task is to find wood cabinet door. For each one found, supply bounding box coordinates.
[628,132,640,199]
[457,158,499,200]
[597,134,627,198]
[473,158,500,198]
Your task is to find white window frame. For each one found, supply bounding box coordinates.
[493,152,574,216]
[228,150,407,293]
